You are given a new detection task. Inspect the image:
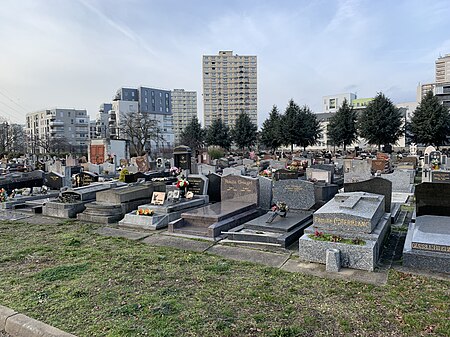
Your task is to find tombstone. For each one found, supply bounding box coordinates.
[258,176,273,210]
[311,164,335,179]
[273,169,298,181]
[371,159,390,173]
[187,174,208,195]
[173,145,192,171]
[415,182,450,217]
[221,175,259,205]
[45,171,64,190]
[272,179,315,211]
[409,143,417,156]
[222,167,245,176]
[63,166,72,188]
[88,163,101,175]
[299,192,390,271]
[207,173,221,203]
[306,168,331,183]
[344,177,392,213]
[269,160,285,170]
[198,164,216,175]
[217,158,229,169]
[35,161,45,171]
[66,154,77,167]
[101,162,115,175]
[74,171,99,187]
[344,160,372,183]
[135,155,150,173]
[381,170,414,193]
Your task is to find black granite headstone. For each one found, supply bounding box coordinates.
[431,171,450,183]
[74,171,98,187]
[45,171,64,190]
[415,182,450,216]
[187,176,207,195]
[207,172,221,203]
[173,145,192,171]
[344,177,392,212]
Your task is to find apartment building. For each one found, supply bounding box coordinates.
[418,54,450,109]
[202,50,257,128]
[25,108,89,154]
[171,89,197,145]
[436,54,450,83]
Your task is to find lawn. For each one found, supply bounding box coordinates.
[0,220,449,337]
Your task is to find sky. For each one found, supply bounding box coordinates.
[1,0,450,127]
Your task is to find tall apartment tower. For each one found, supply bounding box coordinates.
[171,89,197,145]
[25,108,89,154]
[435,54,450,83]
[202,50,257,128]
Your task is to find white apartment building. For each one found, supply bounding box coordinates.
[25,108,89,154]
[171,89,197,145]
[436,54,450,83]
[322,93,357,113]
[202,50,257,128]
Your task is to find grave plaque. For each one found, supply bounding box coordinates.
[273,169,298,181]
[45,171,64,190]
[135,155,150,173]
[74,171,98,187]
[151,192,166,205]
[173,145,192,171]
[431,171,450,183]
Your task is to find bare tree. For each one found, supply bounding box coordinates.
[119,112,163,156]
[0,122,26,155]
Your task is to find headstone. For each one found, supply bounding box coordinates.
[221,175,259,205]
[63,166,72,188]
[135,155,150,173]
[272,179,315,211]
[269,160,285,170]
[306,168,331,183]
[207,173,221,203]
[431,170,450,183]
[88,163,100,175]
[273,169,298,181]
[258,176,273,210]
[344,160,372,183]
[415,182,450,216]
[74,171,99,187]
[45,171,64,190]
[187,174,208,195]
[173,145,192,171]
[381,170,414,193]
[344,177,392,213]
[198,164,216,175]
[223,167,245,176]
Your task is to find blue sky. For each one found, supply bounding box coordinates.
[0,0,449,126]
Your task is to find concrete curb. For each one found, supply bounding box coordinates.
[0,305,77,337]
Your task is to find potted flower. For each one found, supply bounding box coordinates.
[176,175,190,197]
[0,188,7,202]
[136,208,154,216]
[170,166,181,176]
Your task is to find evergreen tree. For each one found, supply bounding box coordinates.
[231,112,257,151]
[179,116,205,154]
[297,105,322,150]
[205,118,232,150]
[410,90,450,147]
[281,99,302,152]
[358,92,403,150]
[327,98,358,151]
[260,105,282,153]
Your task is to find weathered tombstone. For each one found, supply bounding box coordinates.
[273,169,298,181]
[187,174,208,195]
[344,177,392,212]
[299,192,390,271]
[207,173,221,203]
[173,145,192,171]
[272,179,315,210]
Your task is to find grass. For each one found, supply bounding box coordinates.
[0,220,449,337]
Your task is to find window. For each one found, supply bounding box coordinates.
[329,99,336,109]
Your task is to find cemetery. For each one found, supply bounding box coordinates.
[0,145,449,336]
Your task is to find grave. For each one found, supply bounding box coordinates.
[381,170,414,193]
[343,160,372,183]
[306,168,331,183]
[299,192,391,271]
[273,169,298,181]
[45,171,64,190]
[173,145,192,171]
[186,174,208,195]
[272,179,316,211]
[74,171,99,187]
[168,175,261,239]
[77,183,154,224]
[403,180,450,274]
[43,182,119,218]
[207,172,221,203]
[0,170,45,193]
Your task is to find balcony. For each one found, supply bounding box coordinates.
[49,121,64,126]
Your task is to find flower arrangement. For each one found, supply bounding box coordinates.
[0,188,7,202]
[136,208,154,216]
[259,168,273,178]
[270,201,289,217]
[170,166,181,176]
[309,229,365,245]
[176,176,189,189]
[431,159,440,170]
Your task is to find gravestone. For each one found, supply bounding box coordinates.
[258,176,273,210]
[135,155,150,173]
[198,164,216,175]
[299,192,390,271]
[221,175,259,205]
[269,160,285,170]
[381,170,414,193]
[311,164,335,180]
[415,183,450,216]
[74,171,98,187]
[272,179,315,211]
[431,170,450,183]
[45,171,64,190]
[306,168,331,183]
[187,174,208,195]
[173,145,192,171]
[273,169,298,181]
[207,173,221,203]
[344,160,372,183]
[223,167,245,176]
[344,177,392,213]
[88,163,101,174]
